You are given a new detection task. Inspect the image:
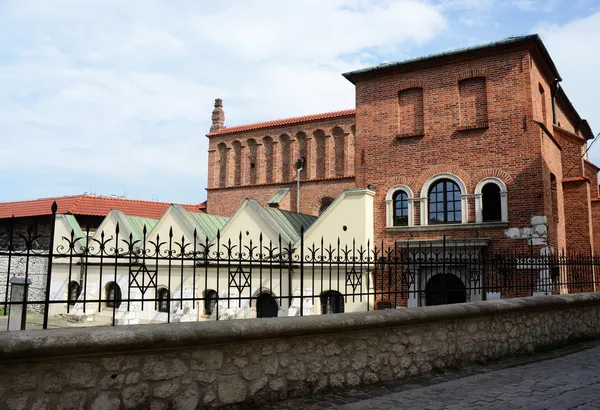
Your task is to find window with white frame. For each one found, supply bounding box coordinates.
[420,174,468,225]
[475,178,508,223]
[386,185,414,227]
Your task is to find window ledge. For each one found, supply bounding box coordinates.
[396,131,425,139]
[457,122,489,132]
[386,222,508,232]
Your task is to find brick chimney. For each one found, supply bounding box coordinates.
[210,98,225,133]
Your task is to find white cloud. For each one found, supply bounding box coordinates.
[0,0,449,202]
[536,12,600,161]
[510,0,557,12]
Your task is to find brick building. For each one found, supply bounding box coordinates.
[205,34,597,256]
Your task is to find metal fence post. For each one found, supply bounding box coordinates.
[42,201,58,329]
[299,226,304,316]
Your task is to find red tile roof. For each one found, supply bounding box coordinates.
[0,195,205,219]
[207,109,355,136]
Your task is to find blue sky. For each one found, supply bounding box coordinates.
[1,0,599,204]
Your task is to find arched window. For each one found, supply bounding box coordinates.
[256,292,278,318]
[428,179,462,224]
[105,282,122,309]
[319,197,335,214]
[68,281,81,306]
[203,289,218,316]
[320,290,344,314]
[393,191,409,226]
[156,287,170,313]
[482,184,501,221]
[475,178,508,223]
[386,185,414,227]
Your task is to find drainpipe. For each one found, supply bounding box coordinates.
[551,78,561,125]
[296,157,305,213]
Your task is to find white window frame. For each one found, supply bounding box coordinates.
[419,173,468,226]
[474,178,508,223]
[385,185,414,227]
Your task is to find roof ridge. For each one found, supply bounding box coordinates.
[0,194,84,205]
[207,108,355,136]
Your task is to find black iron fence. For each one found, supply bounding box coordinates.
[0,204,598,329]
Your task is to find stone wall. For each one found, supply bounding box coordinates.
[0,254,48,313]
[1,293,600,409]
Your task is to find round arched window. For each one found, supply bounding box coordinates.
[392,190,409,226]
[428,179,462,224]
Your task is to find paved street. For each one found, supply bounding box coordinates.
[272,341,600,410]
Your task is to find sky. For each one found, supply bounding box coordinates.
[0,0,599,205]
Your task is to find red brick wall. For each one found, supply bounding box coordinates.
[592,200,600,255]
[207,178,355,216]
[562,179,594,254]
[540,128,566,252]
[585,161,599,198]
[354,48,544,250]
[398,87,424,136]
[207,116,355,189]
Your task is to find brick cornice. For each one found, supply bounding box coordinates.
[206,175,355,191]
[554,125,586,146]
[562,176,590,184]
[584,159,600,172]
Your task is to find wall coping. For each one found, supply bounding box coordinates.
[2,293,600,362]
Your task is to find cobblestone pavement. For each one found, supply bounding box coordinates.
[270,340,600,410]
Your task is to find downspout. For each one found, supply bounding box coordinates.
[296,157,305,213]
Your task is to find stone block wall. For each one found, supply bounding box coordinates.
[1,293,600,409]
[0,254,48,313]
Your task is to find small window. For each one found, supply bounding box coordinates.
[204,289,218,316]
[68,281,81,306]
[156,287,170,313]
[428,179,462,224]
[106,282,122,309]
[393,191,409,226]
[320,290,344,314]
[482,183,502,222]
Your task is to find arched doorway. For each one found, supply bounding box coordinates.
[256,292,278,318]
[425,274,466,306]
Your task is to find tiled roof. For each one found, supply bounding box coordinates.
[0,195,205,219]
[207,109,355,136]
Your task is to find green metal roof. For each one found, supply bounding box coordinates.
[58,214,86,245]
[122,215,158,242]
[247,200,317,244]
[184,211,229,242]
[267,188,290,205]
[343,34,559,83]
